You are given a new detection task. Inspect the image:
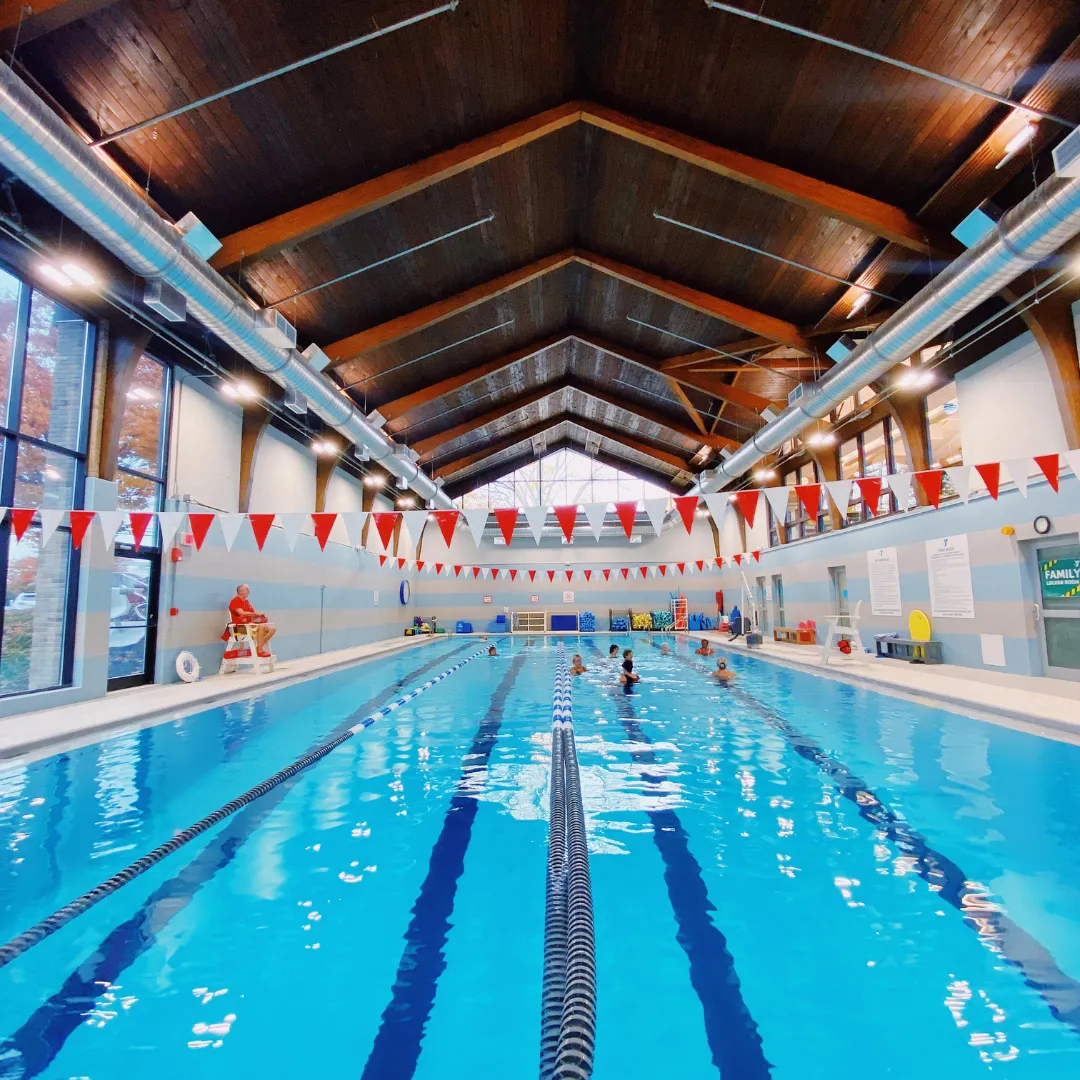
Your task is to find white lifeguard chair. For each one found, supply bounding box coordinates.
[219,622,276,675]
[819,600,866,665]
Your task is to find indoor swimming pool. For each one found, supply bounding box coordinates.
[0,634,1078,1078]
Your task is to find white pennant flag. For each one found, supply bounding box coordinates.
[703,494,729,531]
[643,498,667,537]
[762,485,790,522]
[401,510,430,546]
[280,512,306,551]
[463,508,489,548]
[97,510,123,549]
[946,466,971,503]
[1005,458,1032,497]
[824,480,853,515]
[1065,450,1080,479]
[218,513,245,552]
[583,502,607,540]
[886,472,912,510]
[523,503,547,544]
[339,511,367,548]
[39,509,64,548]
[156,511,185,549]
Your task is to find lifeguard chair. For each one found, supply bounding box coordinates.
[220,622,276,675]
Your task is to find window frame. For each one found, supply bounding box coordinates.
[0,271,96,698]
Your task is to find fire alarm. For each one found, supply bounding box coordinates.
[169,606,179,617]
[170,547,183,562]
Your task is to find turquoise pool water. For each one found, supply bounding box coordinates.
[0,634,1078,1078]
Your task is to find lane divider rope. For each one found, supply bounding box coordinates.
[0,647,488,971]
[540,644,596,1080]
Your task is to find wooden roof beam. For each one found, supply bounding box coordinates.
[567,416,693,474]
[433,419,561,479]
[0,1,118,41]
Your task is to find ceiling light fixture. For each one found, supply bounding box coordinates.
[753,468,777,481]
[898,368,934,390]
[38,263,73,288]
[363,475,385,488]
[997,122,1038,170]
[847,290,871,319]
[60,261,96,287]
[311,439,338,456]
[806,431,836,447]
[222,380,258,400]
[397,495,415,507]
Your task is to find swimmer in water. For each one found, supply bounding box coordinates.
[712,658,736,684]
[608,644,619,658]
[619,648,640,685]
[488,644,497,657]
[695,638,714,656]
[570,653,587,675]
[660,643,670,655]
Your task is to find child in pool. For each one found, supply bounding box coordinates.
[695,639,714,656]
[712,658,736,684]
[608,644,619,658]
[619,649,640,685]
[488,644,497,656]
[570,654,587,675]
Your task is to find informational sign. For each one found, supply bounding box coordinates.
[866,547,902,617]
[563,591,574,603]
[926,535,975,619]
[530,594,540,604]
[483,595,492,604]
[1039,557,1080,600]
[980,633,1006,667]
[373,590,379,607]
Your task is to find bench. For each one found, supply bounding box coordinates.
[876,637,943,664]
[773,626,816,645]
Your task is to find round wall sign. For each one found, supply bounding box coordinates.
[1033,515,1051,535]
[399,580,411,605]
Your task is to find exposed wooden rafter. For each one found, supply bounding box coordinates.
[0,0,118,41]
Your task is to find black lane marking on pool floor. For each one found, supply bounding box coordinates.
[360,650,528,1080]
[0,642,475,1080]
[582,640,773,1079]
[655,639,1080,1037]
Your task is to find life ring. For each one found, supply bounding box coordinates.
[175,651,201,683]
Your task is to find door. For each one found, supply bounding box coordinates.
[771,574,785,629]
[829,565,849,615]
[755,576,769,633]
[107,551,160,689]
[1031,535,1080,680]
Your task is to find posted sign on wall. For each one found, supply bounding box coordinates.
[866,547,902,617]
[926,535,976,619]
[1040,557,1080,600]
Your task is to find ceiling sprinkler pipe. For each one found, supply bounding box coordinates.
[0,62,452,509]
[689,167,1080,493]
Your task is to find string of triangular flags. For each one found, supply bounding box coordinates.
[3,452,1075,563]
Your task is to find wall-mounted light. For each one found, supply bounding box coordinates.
[363,475,385,488]
[397,495,415,507]
[753,468,777,481]
[897,367,934,390]
[311,439,338,456]
[222,380,257,400]
[806,431,836,447]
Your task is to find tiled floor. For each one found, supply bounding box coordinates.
[0,635,437,762]
[698,631,1080,742]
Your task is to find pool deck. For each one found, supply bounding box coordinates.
[697,631,1080,742]
[0,635,439,762]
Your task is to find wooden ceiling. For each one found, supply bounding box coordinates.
[14,0,1080,491]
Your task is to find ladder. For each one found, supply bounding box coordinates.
[670,592,688,631]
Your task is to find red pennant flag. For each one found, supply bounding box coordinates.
[490,567,499,579]
[398,557,407,570]
[658,564,667,576]
[379,554,387,567]
[9,508,34,541]
[435,563,444,575]
[248,513,275,551]
[312,512,337,550]
[677,562,686,574]
[673,496,698,533]
[565,570,573,581]
[975,462,1001,500]
[855,476,882,515]
[372,512,399,549]
[602,569,611,581]
[493,508,519,545]
[188,512,215,551]
[417,561,425,572]
[69,510,95,550]
[1034,453,1059,492]
[794,484,821,521]
[584,569,592,581]
[553,505,578,542]
[716,557,723,569]
[639,566,648,579]
[751,550,760,562]
[472,566,482,578]
[528,569,536,582]
[733,553,743,566]
[454,565,463,577]
[620,567,629,579]
[734,490,760,529]
[914,470,944,509]
[128,512,153,550]
[547,570,555,582]
[614,501,637,539]
[431,509,459,546]
[510,568,518,581]
[695,560,704,572]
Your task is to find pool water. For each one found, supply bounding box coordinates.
[0,634,1078,1078]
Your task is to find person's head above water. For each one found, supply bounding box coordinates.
[573,653,582,664]
[609,644,619,656]
[701,638,709,648]
[717,658,727,670]
[623,648,633,659]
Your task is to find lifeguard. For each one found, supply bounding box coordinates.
[229,584,276,657]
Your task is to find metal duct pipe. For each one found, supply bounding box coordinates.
[0,63,452,509]
[691,168,1080,493]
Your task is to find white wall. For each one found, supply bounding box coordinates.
[248,427,317,514]
[168,372,242,511]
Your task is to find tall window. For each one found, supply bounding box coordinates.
[0,269,94,697]
[455,448,670,508]
[782,461,826,541]
[927,381,961,500]
[841,417,910,521]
